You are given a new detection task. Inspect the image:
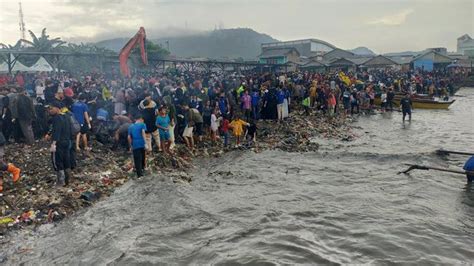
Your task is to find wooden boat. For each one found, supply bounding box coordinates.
[374,95,455,110]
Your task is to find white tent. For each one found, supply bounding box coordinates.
[0,62,8,73]
[29,56,54,72]
[11,60,31,72]
[0,54,32,73]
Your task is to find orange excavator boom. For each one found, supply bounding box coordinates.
[119,27,148,77]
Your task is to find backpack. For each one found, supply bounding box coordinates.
[66,112,81,136]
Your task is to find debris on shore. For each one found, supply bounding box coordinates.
[0,112,353,235]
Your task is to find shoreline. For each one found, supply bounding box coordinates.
[0,110,354,240]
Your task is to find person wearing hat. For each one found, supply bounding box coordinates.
[48,100,73,186]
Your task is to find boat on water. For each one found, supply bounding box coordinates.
[374,94,455,110]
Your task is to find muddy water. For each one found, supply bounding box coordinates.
[3,88,474,265]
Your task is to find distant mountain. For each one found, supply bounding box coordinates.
[95,38,130,52]
[383,51,421,57]
[350,47,376,56]
[95,28,278,60]
[154,28,278,60]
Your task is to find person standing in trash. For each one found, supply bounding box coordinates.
[163,95,177,150]
[128,113,147,178]
[251,89,260,120]
[139,94,161,153]
[16,89,36,145]
[7,88,23,144]
[182,104,195,150]
[71,94,92,152]
[48,101,73,187]
[0,131,21,193]
[33,98,49,139]
[276,86,286,122]
[1,95,13,143]
[155,106,172,155]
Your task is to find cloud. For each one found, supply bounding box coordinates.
[368,9,414,26]
[1,0,472,53]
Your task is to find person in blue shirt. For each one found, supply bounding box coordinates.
[71,94,91,152]
[156,106,172,155]
[251,90,260,120]
[128,114,147,177]
[276,87,286,122]
[218,92,229,115]
[463,156,474,183]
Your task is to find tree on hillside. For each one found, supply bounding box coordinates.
[129,40,169,71]
[131,39,169,61]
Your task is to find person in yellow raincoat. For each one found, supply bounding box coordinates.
[229,116,249,147]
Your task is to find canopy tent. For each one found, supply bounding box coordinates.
[29,56,54,72]
[0,62,8,73]
[0,54,32,73]
[11,60,31,72]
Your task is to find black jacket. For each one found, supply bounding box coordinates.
[17,94,36,121]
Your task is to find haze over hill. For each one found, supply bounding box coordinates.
[95,28,278,60]
[94,27,428,60]
[349,47,376,56]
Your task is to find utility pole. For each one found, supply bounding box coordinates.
[19,1,26,40]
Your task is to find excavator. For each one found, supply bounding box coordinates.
[119,27,148,77]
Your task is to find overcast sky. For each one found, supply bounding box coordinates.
[0,0,472,53]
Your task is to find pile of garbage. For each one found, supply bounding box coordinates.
[0,111,355,235]
[258,112,355,152]
[0,141,191,235]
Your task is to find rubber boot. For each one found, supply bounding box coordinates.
[7,164,21,182]
[64,169,73,186]
[56,170,66,187]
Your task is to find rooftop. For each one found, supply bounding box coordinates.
[261,38,337,50]
[259,48,299,59]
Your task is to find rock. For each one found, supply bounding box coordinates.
[80,191,101,202]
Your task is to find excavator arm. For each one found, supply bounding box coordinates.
[119,27,148,78]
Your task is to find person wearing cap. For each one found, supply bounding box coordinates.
[48,101,73,186]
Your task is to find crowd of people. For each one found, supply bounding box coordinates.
[0,67,461,183]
